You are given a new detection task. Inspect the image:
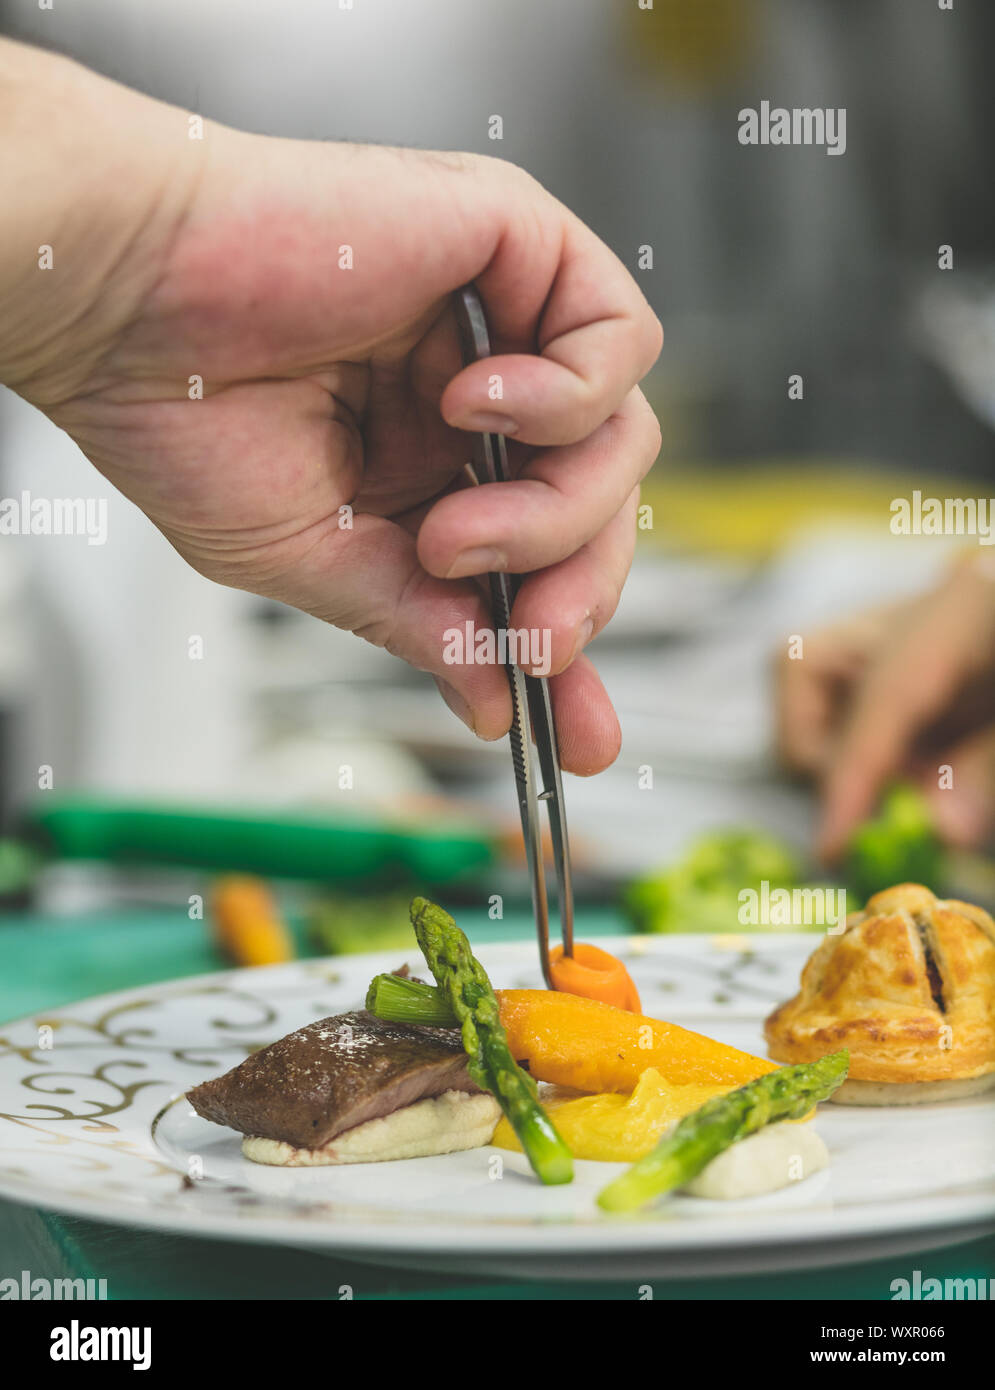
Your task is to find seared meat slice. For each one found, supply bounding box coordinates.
[186,1010,481,1148]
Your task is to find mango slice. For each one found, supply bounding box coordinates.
[496,989,776,1093]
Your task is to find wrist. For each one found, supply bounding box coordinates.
[0,39,205,407]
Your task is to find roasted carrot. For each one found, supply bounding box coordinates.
[496,989,775,1093]
[367,968,773,1093]
[211,875,295,966]
[549,942,642,1012]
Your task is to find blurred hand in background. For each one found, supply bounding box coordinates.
[0,40,662,776]
[778,555,995,859]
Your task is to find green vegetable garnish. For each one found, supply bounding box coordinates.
[406,897,574,1186]
[0,838,39,902]
[597,1050,848,1213]
[310,892,416,956]
[365,972,457,1027]
[623,828,808,934]
[844,783,944,903]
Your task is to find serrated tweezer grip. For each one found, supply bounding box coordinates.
[451,284,575,988]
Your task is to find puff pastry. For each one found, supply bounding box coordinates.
[764,883,995,1104]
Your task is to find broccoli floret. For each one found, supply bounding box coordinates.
[623,828,803,934]
[844,783,944,904]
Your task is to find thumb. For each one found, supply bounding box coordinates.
[817,596,986,862]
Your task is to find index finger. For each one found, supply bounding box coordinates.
[817,629,961,860]
[441,187,662,447]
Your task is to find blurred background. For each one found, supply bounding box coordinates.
[1,0,994,990]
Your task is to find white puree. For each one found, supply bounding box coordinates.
[242,1090,500,1166]
[682,1122,828,1200]
[242,1089,828,1199]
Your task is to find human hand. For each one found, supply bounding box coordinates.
[0,42,662,774]
[776,556,995,858]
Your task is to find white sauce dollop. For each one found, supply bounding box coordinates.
[682,1122,828,1200]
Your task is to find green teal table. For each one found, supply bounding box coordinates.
[1,907,992,1300]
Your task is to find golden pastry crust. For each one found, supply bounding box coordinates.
[764,883,995,1085]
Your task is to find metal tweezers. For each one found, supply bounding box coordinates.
[452,284,574,988]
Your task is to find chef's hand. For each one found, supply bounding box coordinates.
[777,555,995,859]
[0,41,661,774]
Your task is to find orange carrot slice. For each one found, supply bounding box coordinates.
[211,875,295,966]
[496,989,775,1093]
[549,942,642,1012]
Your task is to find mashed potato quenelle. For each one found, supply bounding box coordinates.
[243,1090,500,1166]
[682,1123,828,1199]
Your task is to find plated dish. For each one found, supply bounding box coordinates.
[0,901,991,1278]
[187,897,845,1210]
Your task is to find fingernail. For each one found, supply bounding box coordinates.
[446,546,505,579]
[459,412,519,436]
[569,617,595,665]
[436,679,475,732]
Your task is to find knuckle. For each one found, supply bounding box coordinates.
[478,152,533,188]
[644,309,664,363]
[643,405,663,461]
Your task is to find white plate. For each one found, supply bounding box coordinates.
[0,935,992,1280]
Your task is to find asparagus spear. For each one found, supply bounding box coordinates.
[365,972,457,1028]
[597,1049,848,1213]
[408,896,574,1186]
